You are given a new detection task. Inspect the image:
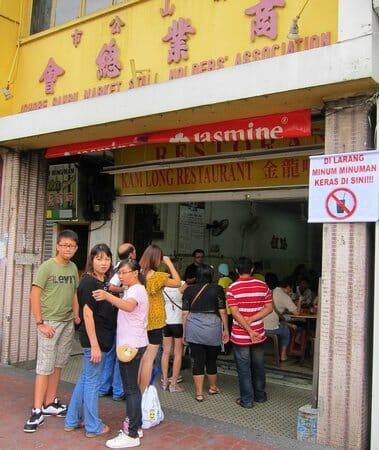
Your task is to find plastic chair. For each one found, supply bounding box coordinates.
[265,333,280,367]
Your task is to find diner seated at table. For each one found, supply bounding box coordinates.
[263,277,299,362]
[292,276,314,310]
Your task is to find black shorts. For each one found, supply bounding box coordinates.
[163,324,183,339]
[147,328,163,345]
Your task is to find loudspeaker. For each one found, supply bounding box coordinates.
[83,171,115,221]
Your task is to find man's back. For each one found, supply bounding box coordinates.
[227,276,272,345]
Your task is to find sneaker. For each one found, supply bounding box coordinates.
[42,398,67,417]
[23,409,44,433]
[106,430,140,448]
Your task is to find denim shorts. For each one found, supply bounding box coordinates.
[36,320,74,375]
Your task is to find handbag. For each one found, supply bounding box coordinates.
[141,368,164,429]
[116,344,138,362]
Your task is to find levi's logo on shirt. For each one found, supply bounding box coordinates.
[47,275,76,284]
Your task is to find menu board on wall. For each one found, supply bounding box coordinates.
[178,203,205,254]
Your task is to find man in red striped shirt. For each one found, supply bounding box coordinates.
[227,257,273,408]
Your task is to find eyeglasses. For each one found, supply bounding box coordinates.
[58,244,77,249]
[118,270,134,276]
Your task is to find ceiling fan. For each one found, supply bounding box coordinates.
[206,219,229,236]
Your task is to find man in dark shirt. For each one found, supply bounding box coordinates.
[182,249,205,284]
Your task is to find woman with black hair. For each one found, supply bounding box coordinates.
[182,264,229,402]
[92,258,148,448]
[64,243,115,438]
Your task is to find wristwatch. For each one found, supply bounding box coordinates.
[36,320,44,326]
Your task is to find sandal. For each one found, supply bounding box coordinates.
[85,424,110,438]
[161,381,170,391]
[169,384,184,393]
[208,387,221,395]
[195,394,204,402]
[64,422,84,432]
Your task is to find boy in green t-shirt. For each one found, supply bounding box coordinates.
[24,229,81,433]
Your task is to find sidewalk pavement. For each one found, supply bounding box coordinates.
[0,363,338,450]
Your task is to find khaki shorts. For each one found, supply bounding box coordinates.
[36,320,74,375]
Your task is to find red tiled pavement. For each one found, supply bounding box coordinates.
[0,367,278,450]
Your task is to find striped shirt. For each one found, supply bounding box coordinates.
[227,276,272,346]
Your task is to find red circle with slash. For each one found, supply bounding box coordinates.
[325,188,357,220]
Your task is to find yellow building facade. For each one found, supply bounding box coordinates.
[1,1,379,448]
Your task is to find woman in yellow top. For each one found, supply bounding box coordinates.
[218,263,234,355]
[139,244,181,393]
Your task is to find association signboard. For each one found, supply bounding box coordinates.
[308,150,379,223]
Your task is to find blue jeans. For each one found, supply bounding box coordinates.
[119,347,146,438]
[65,348,106,434]
[99,339,124,398]
[233,342,266,407]
[266,322,290,347]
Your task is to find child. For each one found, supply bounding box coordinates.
[24,229,80,433]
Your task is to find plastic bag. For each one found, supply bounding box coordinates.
[141,384,164,429]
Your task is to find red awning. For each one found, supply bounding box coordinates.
[45,109,311,159]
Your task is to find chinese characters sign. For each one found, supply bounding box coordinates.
[17,0,337,114]
[115,155,310,195]
[46,164,78,220]
[245,0,285,41]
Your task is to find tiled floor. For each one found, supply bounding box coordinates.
[62,349,314,441]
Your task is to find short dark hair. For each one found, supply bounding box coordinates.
[265,272,279,290]
[57,229,78,244]
[195,264,214,283]
[118,245,135,260]
[235,257,253,275]
[279,276,293,289]
[119,258,145,285]
[192,249,204,257]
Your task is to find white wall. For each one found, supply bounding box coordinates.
[146,200,320,280]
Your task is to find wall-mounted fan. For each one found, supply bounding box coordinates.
[206,219,229,236]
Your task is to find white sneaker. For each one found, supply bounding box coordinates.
[42,398,67,417]
[106,430,140,448]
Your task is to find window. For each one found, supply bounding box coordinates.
[30,0,53,34]
[55,0,81,26]
[85,0,112,15]
[30,0,128,35]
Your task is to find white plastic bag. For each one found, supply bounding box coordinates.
[141,384,164,429]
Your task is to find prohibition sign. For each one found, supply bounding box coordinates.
[325,188,357,220]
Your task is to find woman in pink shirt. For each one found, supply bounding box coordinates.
[93,259,148,449]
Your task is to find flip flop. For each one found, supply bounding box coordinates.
[208,387,221,395]
[85,424,110,438]
[195,394,204,402]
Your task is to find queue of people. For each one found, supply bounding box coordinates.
[24,231,316,447]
